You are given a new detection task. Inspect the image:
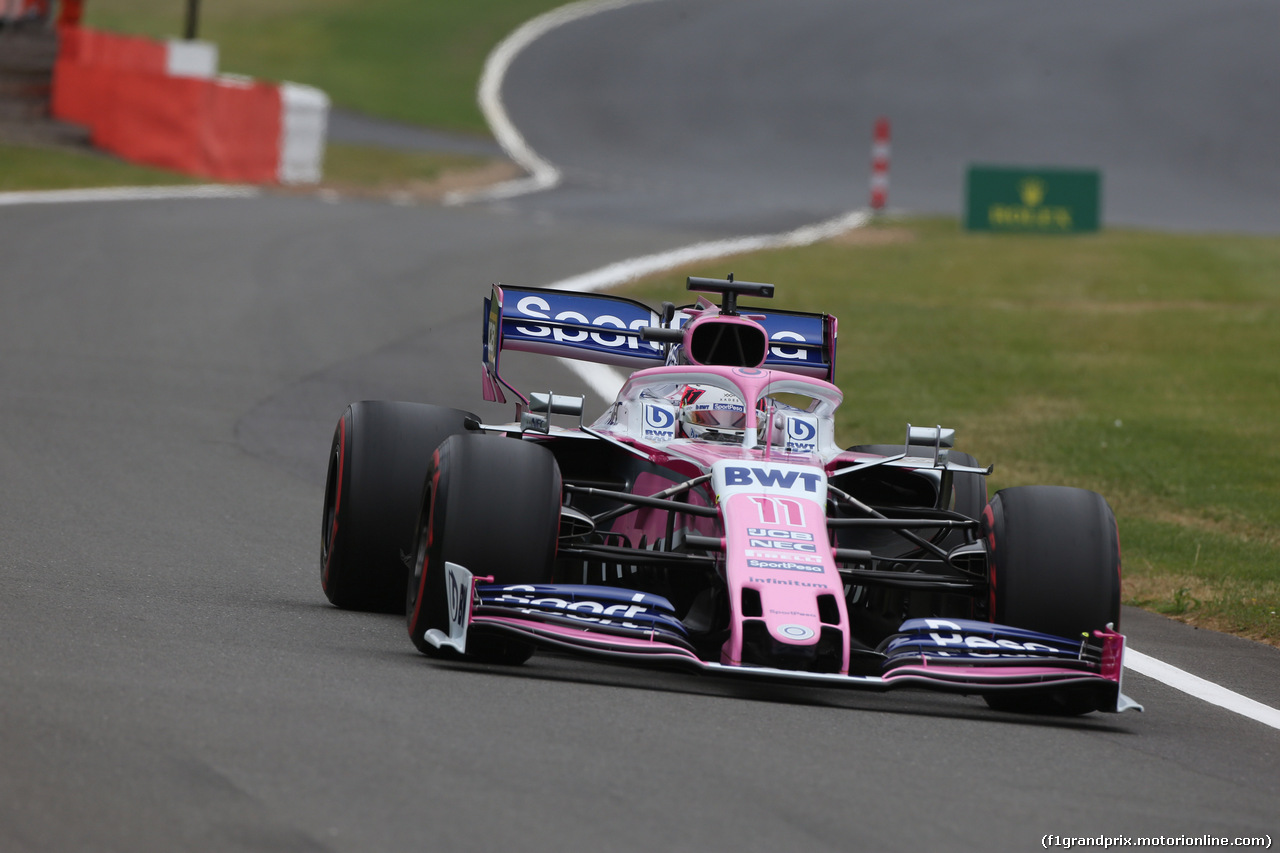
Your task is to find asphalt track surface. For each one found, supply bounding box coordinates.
[2,2,1278,851]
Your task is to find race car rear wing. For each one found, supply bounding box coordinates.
[482,284,837,403]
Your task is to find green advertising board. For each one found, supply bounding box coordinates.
[965,165,1101,233]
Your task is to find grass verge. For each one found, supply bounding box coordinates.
[0,139,509,200]
[617,217,1280,645]
[301,143,514,202]
[0,141,201,190]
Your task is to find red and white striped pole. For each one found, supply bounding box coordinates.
[870,116,890,214]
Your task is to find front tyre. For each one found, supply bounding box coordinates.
[982,485,1122,715]
[407,434,561,664]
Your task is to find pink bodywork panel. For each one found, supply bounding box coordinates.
[608,471,718,549]
[719,491,849,672]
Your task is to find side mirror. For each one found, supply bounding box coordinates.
[528,392,585,418]
[640,326,684,344]
[906,424,955,448]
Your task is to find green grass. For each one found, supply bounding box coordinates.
[84,0,571,133]
[617,217,1280,644]
[0,142,201,190]
[0,140,493,195]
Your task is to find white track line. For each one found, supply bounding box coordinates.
[0,185,260,207]
[446,0,666,205]
[1125,648,1280,730]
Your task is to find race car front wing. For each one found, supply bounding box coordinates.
[423,563,1142,713]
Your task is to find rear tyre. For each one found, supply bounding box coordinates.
[981,485,1122,715]
[320,401,478,613]
[407,434,561,664]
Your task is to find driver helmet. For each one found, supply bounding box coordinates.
[679,385,746,442]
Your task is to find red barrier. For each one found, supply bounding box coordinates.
[92,70,202,174]
[50,54,94,125]
[51,25,321,184]
[59,26,166,72]
[52,25,166,128]
[92,69,281,182]
[203,78,281,183]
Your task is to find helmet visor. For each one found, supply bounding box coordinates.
[683,406,746,431]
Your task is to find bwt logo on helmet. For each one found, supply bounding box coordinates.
[643,403,677,441]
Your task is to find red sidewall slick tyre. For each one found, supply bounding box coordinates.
[407,434,561,663]
[984,485,1121,637]
[321,401,478,613]
[982,485,1122,715]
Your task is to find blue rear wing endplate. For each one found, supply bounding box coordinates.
[482,285,837,403]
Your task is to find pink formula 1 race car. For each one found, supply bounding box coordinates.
[320,275,1141,716]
